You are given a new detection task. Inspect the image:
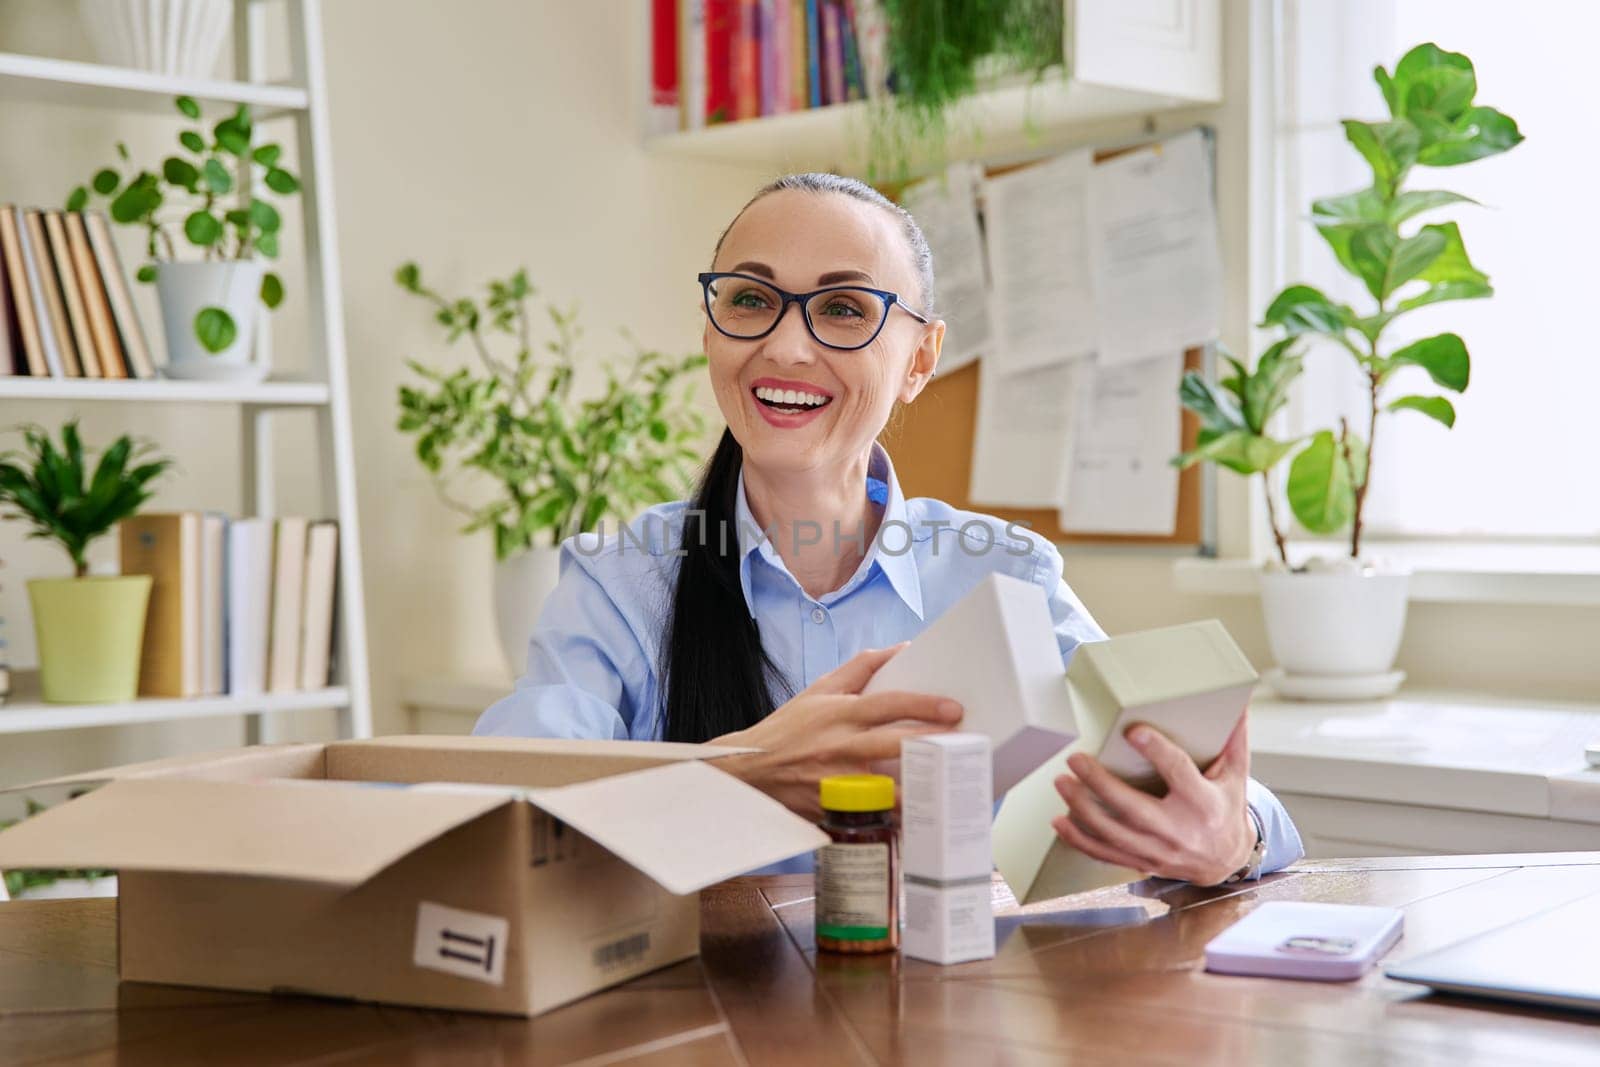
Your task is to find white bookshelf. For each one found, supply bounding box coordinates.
[0,671,350,735]
[0,0,371,743]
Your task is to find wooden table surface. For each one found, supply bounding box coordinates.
[2,853,1599,1065]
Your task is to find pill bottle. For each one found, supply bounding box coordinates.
[815,774,898,954]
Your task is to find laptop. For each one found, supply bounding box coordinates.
[1385,889,1600,1014]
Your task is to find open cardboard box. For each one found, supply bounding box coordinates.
[0,735,828,1016]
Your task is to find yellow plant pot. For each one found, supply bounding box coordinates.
[26,576,153,704]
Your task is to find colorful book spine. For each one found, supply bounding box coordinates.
[821,0,845,106]
[757,0,775,116]
[805,0,822,108]
[733,0,759,120]
[678,0,706,130]
[841,0,866,101]
[789,0,809,110]
[706,0,736,124]
[769,0,789,115]
[651,0,679,135]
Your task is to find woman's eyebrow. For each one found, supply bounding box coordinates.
[729,261,876,286]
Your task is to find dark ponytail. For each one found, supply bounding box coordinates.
[660,172,937,742]
[661,428,789,742]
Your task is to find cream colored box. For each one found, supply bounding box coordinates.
[995,619,1258,905]
[864,574,1078,794]
[0,736,827,1016]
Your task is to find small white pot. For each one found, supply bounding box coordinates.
[493,545,564,677]
[1259,565,1411,678]
[80,0,232,78]
[156,260,267,381]
[12,875,119,900]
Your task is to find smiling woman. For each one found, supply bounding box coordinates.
[474,173,1303,887]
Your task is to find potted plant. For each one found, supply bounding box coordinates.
[0,798,115,900]
[395,263,708,674]
[1176,43,1522,697]
[66,95,298,382]
[0,423,172,703]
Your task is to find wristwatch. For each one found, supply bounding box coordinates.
[1219,806,1266,885]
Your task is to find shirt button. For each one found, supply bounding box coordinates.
[811,607,826,625]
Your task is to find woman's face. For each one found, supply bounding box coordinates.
[704,189,944,478]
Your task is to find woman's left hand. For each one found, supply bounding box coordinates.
[1050,715,1255,886]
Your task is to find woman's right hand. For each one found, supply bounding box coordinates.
[711,644,963,820]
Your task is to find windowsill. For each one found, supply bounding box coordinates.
[1174,541,1600,607]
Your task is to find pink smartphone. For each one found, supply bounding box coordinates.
[1204,901,1404,981]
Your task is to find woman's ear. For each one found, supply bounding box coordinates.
[898,319,946,404]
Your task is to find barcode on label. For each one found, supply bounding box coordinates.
[592,931,651,969]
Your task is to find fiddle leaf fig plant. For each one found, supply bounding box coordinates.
[395,264,708,560]
[65,95,297,354]
[1177,42,1522,564]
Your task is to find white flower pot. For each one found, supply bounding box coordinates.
[1259,565,1410,688]
[80,0,232,78]
[12,875,119,900]
[493,545,564,677]
[156,260,267,382]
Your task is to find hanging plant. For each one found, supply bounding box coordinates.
[868,0,1064,182]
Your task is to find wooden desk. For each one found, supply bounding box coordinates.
[1,854,1597,1064]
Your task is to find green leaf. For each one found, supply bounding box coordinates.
[179,130,206,153]
[264,168,299,195]
[1173,429,1297,476]
[175,95,201,119]
[1260,284,1352,337]
[1348,225,1447,301]
[1311,187,1387,228]
[1412,222,1489,289]
[184,211,223,246]
[135,264,157,284]
[1395,279,1492,313]
[579,494,609,532]
[252,144,282,167]
[1342,119,1420,190]
[1388,395,1457,428]
[1240,339,1305,433]
[1177,371,1245,434]
[255,232,279,258]
[1388,332,1470,391]
[1388,189,1478,225]
[162,157,200,190]
[194,307,237,353]
[1287,430,1355,534]
[214,117,250,156]
[1416,106,1524,167]
[65,186,88,212]
[248,198,280,233]
[395,262,421,292]
[202,158,233,194]
[260,272,284,309]
[91,168,119,195]
[1392,44,1477,121]
[109,177,161,224]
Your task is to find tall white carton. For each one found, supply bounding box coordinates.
[901,733,996,965]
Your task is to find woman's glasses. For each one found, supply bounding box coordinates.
[698,271,930,352]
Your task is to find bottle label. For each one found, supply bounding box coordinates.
[816,842,890,940]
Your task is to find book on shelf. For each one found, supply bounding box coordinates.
[116,513,339,701]
[665,0,882,130]
[0,205,154,380]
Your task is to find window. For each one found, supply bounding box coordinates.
[1275,0,1600,542]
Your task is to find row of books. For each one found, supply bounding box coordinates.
[119,514,339,700]
[653,0,889,132]
[0,205,156,380]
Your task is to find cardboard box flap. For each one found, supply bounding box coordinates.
[0,743,328,795]
[0,777,514,887]
[325,735,758,789]
[524,761,828,895]
[1077,620,1258,709]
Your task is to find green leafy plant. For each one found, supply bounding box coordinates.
[0,422,172,578]
[868,0,1063,182]
[66,95,299,354]
[1177,43,1523,563]
[395,264,708,560]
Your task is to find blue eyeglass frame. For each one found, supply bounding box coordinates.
[697,271,930,352]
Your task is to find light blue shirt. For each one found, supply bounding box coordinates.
[475,443,1303,880]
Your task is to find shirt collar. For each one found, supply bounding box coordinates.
[732,441,924,620]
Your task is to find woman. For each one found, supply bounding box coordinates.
[476,173,1302,886]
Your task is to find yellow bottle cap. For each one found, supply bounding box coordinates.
[819,774,895,812]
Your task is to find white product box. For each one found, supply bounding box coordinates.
[903,880,995,965]
[901,733,993,881]
[865,574,1078,794]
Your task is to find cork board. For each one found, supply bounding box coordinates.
[879,142,1210,547]
[879,349,1205,545]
